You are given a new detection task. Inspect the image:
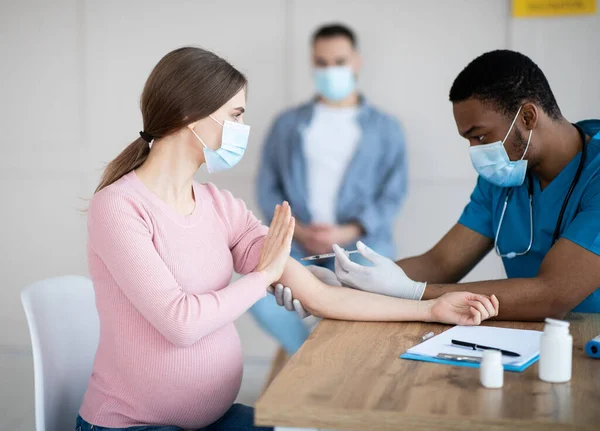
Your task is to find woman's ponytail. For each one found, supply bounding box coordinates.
[95,137,149,193]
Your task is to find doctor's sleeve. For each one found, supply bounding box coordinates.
[562,176,600,255]
[457,176,495,239]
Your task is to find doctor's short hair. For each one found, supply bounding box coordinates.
[449,50,562,120]
[312,23,357,48]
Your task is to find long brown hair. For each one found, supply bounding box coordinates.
[95,47,247,193]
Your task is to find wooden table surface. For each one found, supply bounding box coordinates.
[256,313,600,430]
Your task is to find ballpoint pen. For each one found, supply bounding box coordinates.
[451,339,520,357]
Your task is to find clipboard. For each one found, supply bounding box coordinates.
[400,325,542,373]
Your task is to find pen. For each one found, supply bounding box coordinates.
[421,331,434,341]
[301,250,359,261]
[451,339,520,357]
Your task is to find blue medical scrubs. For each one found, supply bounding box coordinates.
[458,120,600,313]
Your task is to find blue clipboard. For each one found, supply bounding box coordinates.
[400,352,539,373]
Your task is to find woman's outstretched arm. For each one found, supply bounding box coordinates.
[276,258,499,325]
[257,202,499,325]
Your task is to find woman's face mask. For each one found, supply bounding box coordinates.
[190,115,250,173]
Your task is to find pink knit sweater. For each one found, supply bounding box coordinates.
[79,171,269,429]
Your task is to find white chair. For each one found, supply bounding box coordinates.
[21,275,99,431]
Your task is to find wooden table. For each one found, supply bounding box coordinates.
[256,313,600,430]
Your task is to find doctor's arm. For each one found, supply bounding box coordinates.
[423,184,600,320]
[398,223,493,284]
[326,178,496,300]
[319,223,492,302]
[399,177,495,283]
[422,237,600,320]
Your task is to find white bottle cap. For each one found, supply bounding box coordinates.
[545,318,570,328]
[544,318,570,337]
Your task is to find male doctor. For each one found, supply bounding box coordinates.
[277,49,600,319]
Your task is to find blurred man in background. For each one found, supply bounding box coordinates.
[251,23,408,355]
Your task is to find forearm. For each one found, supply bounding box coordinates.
[422,277,566,321]
[398,252,453,284]
[118,271,268,347]
[314,287,432,322]
[278,257,431,322]
[398,224,494,284]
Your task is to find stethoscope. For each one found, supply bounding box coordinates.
[495,124,588,259]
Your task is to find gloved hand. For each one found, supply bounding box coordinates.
[270,265,341,318]
[333,241,426,300]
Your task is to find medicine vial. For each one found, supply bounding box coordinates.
[538,318,572,383]
[480,349,503,388]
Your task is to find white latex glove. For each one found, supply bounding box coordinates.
[333,241,426,300]
[271,265,341,319]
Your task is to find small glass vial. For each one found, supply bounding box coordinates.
[539,318,572,383]
[480,349,503,388]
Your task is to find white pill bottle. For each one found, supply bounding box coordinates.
[538,318,572,383]
[480,349,504,388]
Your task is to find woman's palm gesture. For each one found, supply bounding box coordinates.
[256,202,295,284]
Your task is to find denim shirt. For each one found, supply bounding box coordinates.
[256,97,407,258]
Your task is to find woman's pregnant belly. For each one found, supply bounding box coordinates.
[86,323,244,429]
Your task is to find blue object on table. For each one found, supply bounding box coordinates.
[585,335,600,358]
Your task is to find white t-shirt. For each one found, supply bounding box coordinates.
[303,103,361,224]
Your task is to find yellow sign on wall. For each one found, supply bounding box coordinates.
[513,0,597,17]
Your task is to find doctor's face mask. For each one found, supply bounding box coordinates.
[453,98,534,187]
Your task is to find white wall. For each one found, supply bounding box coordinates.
[1,0,599,353]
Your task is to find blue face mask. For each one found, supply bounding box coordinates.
[469,106,533,187]
[191,115,250,173]
[313,66,356,102]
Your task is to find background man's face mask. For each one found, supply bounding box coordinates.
[469,106,533,187]
[313,66,356,102]
[191,115,250,173]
